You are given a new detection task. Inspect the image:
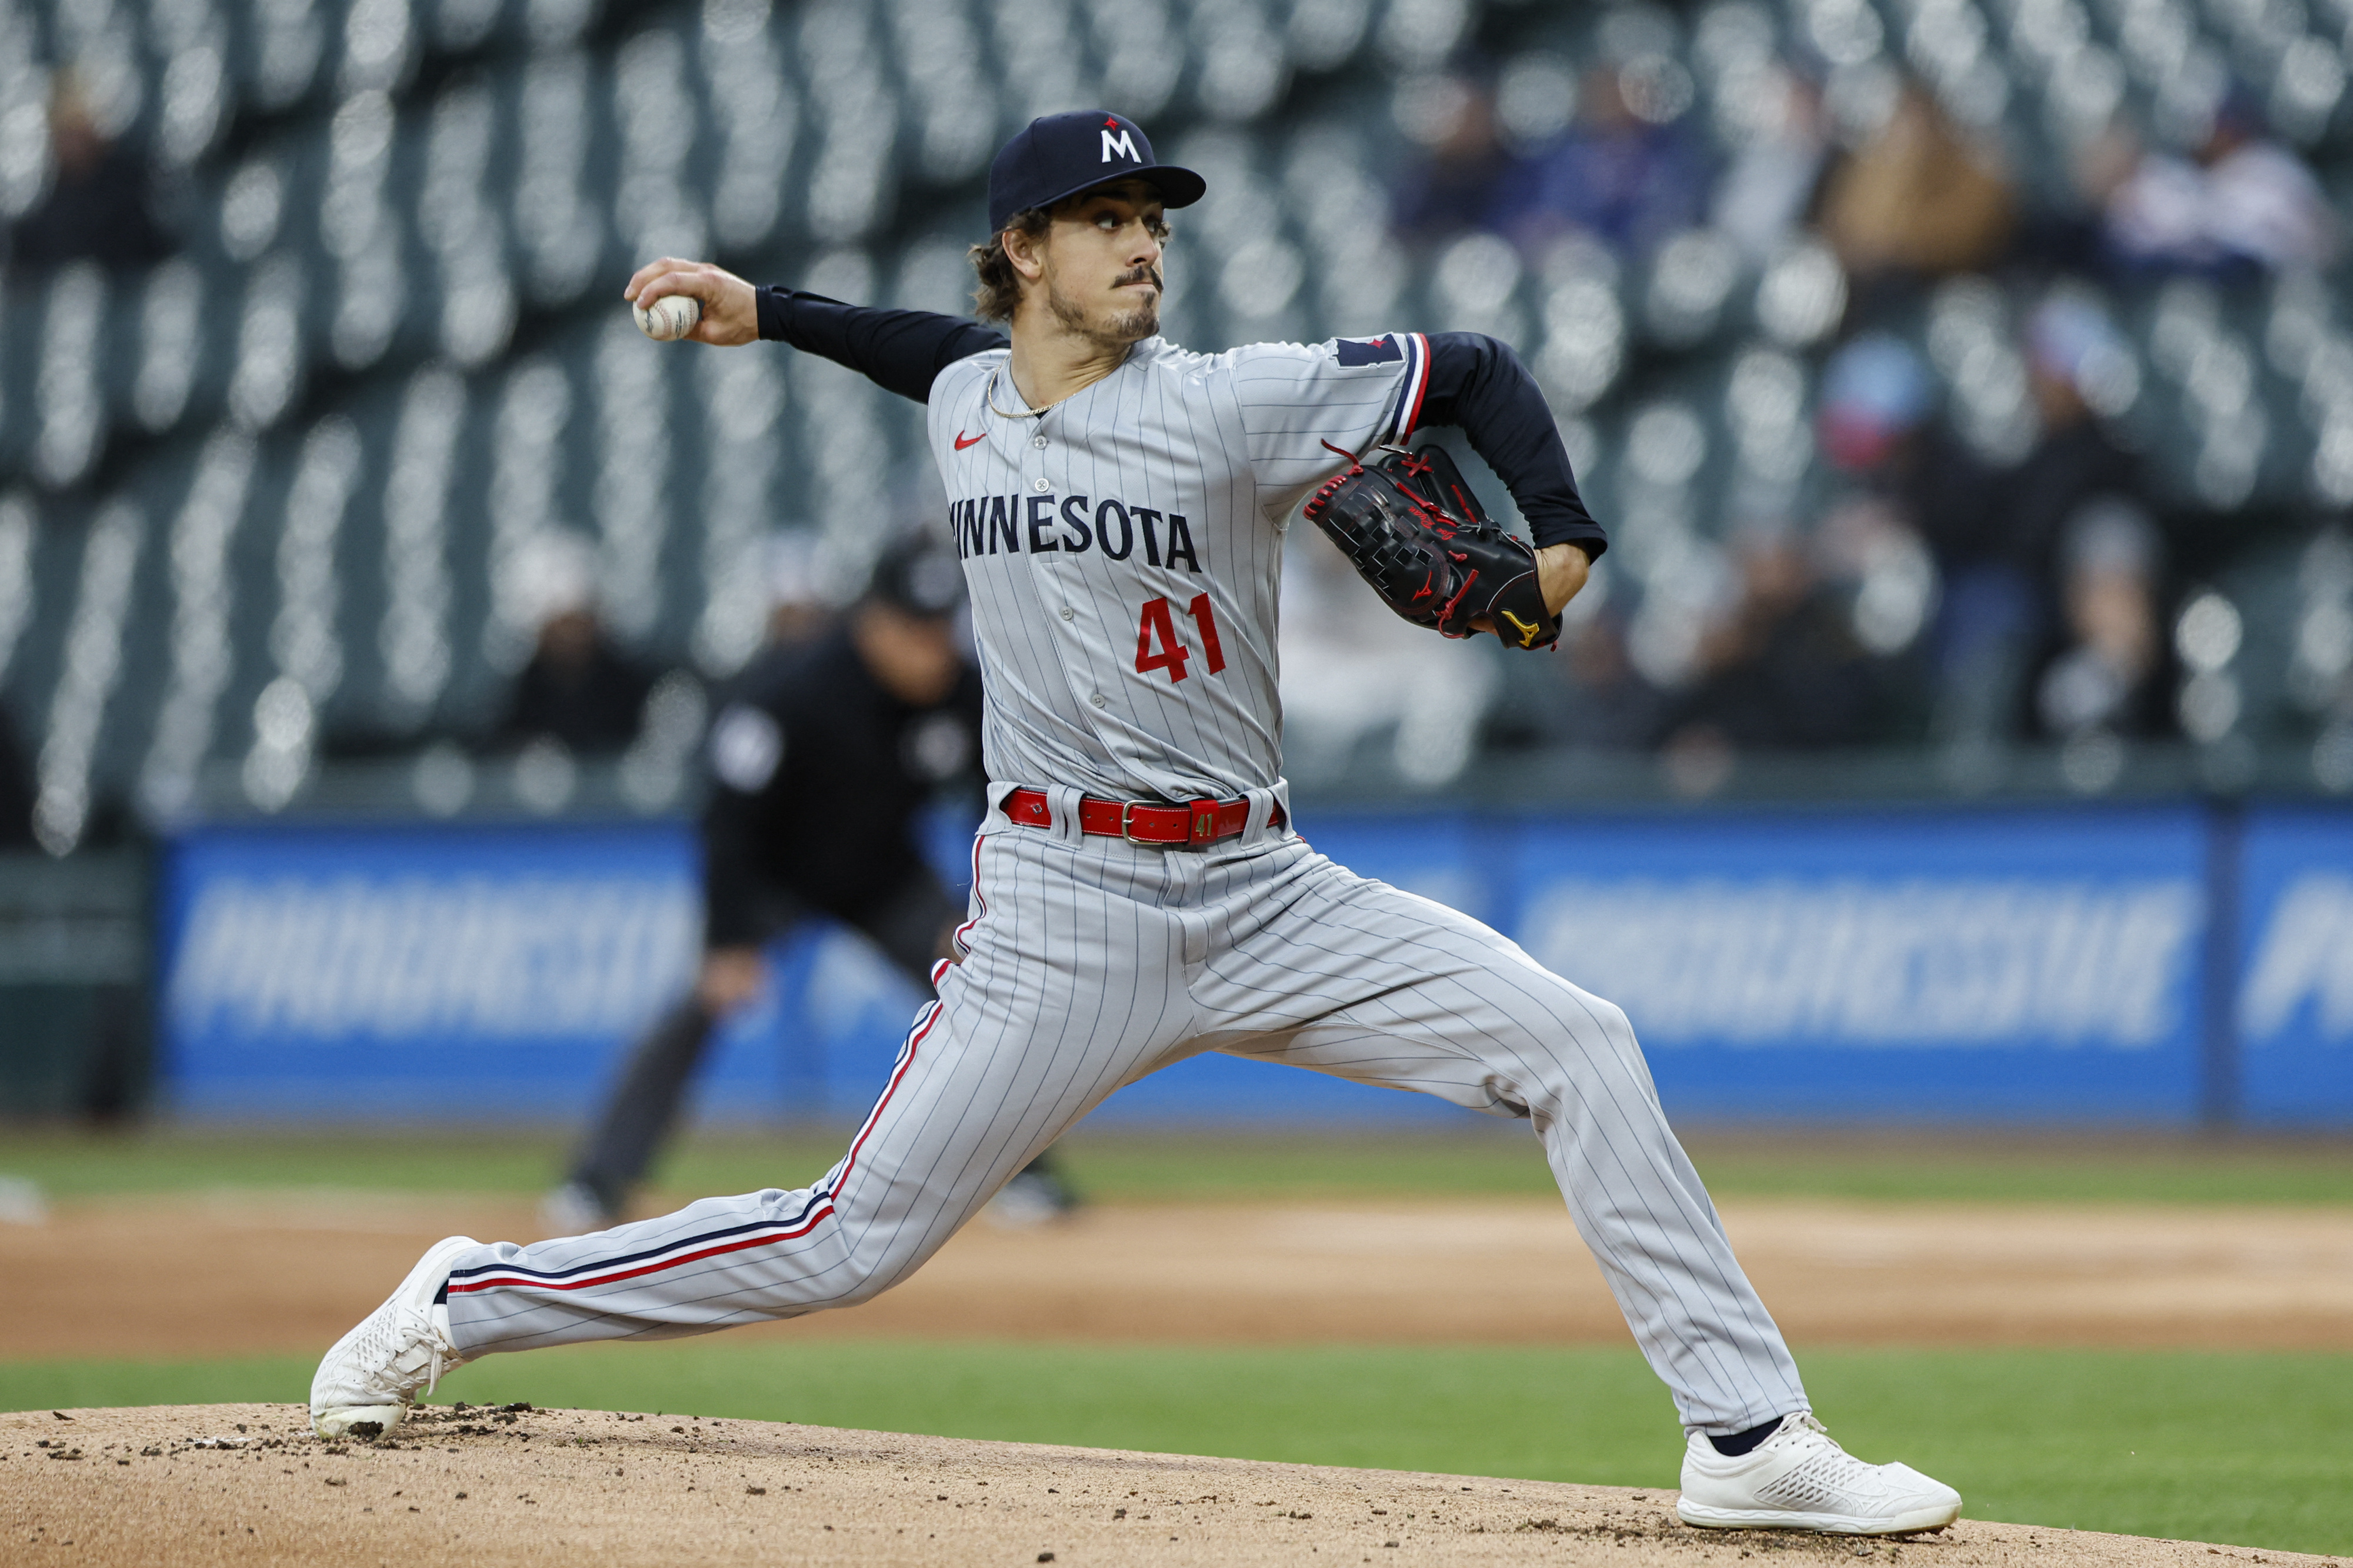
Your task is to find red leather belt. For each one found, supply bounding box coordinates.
[1002,786,1279,846]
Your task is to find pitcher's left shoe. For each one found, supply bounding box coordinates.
[1677,1413,1962,1535]
[310,1235,478,1439]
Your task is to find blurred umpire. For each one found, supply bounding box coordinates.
[544,536,1078,1231]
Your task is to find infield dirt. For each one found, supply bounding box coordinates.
[5,1402,2334,1568]
[5,1192,2352,1358]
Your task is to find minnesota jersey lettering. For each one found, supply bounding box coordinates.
[951,492,1200,571]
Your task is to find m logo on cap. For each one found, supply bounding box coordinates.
[987,110,1204,235]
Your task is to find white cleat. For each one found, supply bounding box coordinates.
[1677,1413,1962,1536]
[309,1235,478,1440]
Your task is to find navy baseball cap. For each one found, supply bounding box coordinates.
[986,111,1206,235]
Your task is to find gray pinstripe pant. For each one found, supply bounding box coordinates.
[442,790,1808,1435]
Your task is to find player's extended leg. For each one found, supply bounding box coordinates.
[850,868,1078,1217]
[1194,843,1959,1534]
[311,823,1197,1434]
[1195,847,1801,1433]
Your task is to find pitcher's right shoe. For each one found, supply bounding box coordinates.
[309,1235,478,1439]
[1677,1413,1962,1535]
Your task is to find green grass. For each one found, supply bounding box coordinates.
[2,1343,2345,1557]
[9,1129,2344,1551]
[8,1124,2353,1206]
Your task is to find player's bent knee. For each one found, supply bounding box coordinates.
[1508,987,1654,1095]
[1581,992,1638,1047]
[809,1220,955,1312]
[1503,973,1638,1053]
[825,1273,895,1311]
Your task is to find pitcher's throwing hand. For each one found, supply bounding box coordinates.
[622,258,758,346]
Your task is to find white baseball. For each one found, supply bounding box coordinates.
[634,293,701,342]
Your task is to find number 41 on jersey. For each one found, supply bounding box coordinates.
[1135,593,1226,683]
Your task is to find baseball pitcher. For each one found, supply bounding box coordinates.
[313,110,1960,1537]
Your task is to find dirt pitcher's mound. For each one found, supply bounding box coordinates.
[0,1404,2321,1567]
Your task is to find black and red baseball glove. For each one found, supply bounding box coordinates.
[1301,445,1561,650]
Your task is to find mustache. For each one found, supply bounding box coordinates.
[1116,265,1163,291]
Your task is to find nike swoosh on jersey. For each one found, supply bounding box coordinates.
[954,430,986,450]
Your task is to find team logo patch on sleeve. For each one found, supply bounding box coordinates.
[1335,336,1404,366]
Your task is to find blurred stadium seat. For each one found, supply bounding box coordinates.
[0,0,2348,849]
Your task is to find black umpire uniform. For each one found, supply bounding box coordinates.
[554,542,1071,1223]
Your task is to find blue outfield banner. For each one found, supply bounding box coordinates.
[2238,807,2353,1124]
[1504,808,2209,1121]
[162,823,703,1117]
[155,802,2351,1126]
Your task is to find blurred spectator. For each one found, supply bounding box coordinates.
[2032,500,2172,739]
[1812,336,2012,736]
[1389,72,1518,246]
[5,71,174,275]
[496,532,655,756]
[1660,526,1887,754]
[2100,94,2336,276]
[1818,332,1935,473]
[1982,301,2137,606]
[1490,602,1666,752]
[1882,296,2151,743]
[1818,81,2014,287]
[1710,65,1832,265]
[1814,495,1940,687]
[761,531,839,649]
[1521,62,1710,259]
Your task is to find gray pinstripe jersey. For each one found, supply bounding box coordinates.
[927,331,1433,803]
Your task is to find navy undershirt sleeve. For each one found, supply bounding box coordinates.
[755,287,1008,403]
[1417,331,1607,560]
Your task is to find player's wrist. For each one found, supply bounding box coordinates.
[754,285,792,343]
[1535,542,1591,618]
[698,272,758,345]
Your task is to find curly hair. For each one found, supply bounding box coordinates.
[968,207,1052,323]
[967,198,1174,322]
